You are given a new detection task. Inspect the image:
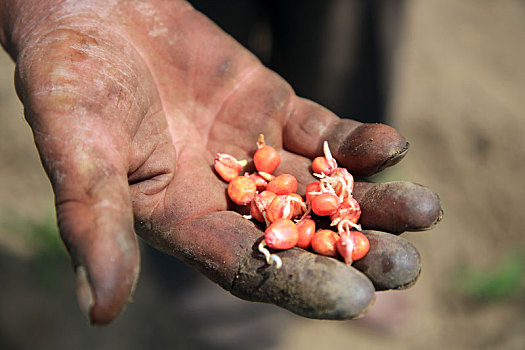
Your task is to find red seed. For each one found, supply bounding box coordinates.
[245,172,268,192]
[254,146,280,174]
[227,176,256,205]
[330,197,361,224]
[296,218,316,249]
[266,195,294,223]
[288,193,307,217]
[214,153,246,182]
[305,181,322,203]
[311,229,340,257]
[265,219,299,249]
[350,230,370,261]
[312,156,336,175]
[331,167,354,194]
[311,193,340,216]
[250,191,277,222]
[254,135,281,174]
[266,174,298,195]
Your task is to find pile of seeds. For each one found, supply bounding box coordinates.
[214,135,369,269]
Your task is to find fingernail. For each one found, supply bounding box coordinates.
[75,265,94,323]
[379,142,410,171]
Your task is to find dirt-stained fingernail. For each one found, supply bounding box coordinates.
[75,265,94,323]
[378,142,410,171]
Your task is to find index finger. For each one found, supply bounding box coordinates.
[283,97,409,176]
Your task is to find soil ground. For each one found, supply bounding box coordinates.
[1,1,524,349]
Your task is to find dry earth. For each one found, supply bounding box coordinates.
[1,0,524,349]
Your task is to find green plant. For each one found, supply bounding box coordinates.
[1,210,68,289]
[454,250,525,302]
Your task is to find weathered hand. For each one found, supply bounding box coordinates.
[4,0,442,325]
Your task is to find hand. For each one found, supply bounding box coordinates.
[5,0,442,325]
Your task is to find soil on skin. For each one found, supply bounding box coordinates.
[1,0,524,349]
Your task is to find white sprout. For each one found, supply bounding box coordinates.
[258,171,274,182]
[258,241,282,269]
[337,218,362,233]
[281,197,293,219]
[323,141,334,162]
[289,195,307,212]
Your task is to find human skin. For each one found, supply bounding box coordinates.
[0,0,442,325]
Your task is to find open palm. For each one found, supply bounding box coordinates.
[10,0,441,325]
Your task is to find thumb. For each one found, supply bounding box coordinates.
[55,160,140,326]
[53,144,139,325]
[36,127,140,326]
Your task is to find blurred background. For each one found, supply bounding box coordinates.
[1,0,524,349]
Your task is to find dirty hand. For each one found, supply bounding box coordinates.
[2,0,442,325]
